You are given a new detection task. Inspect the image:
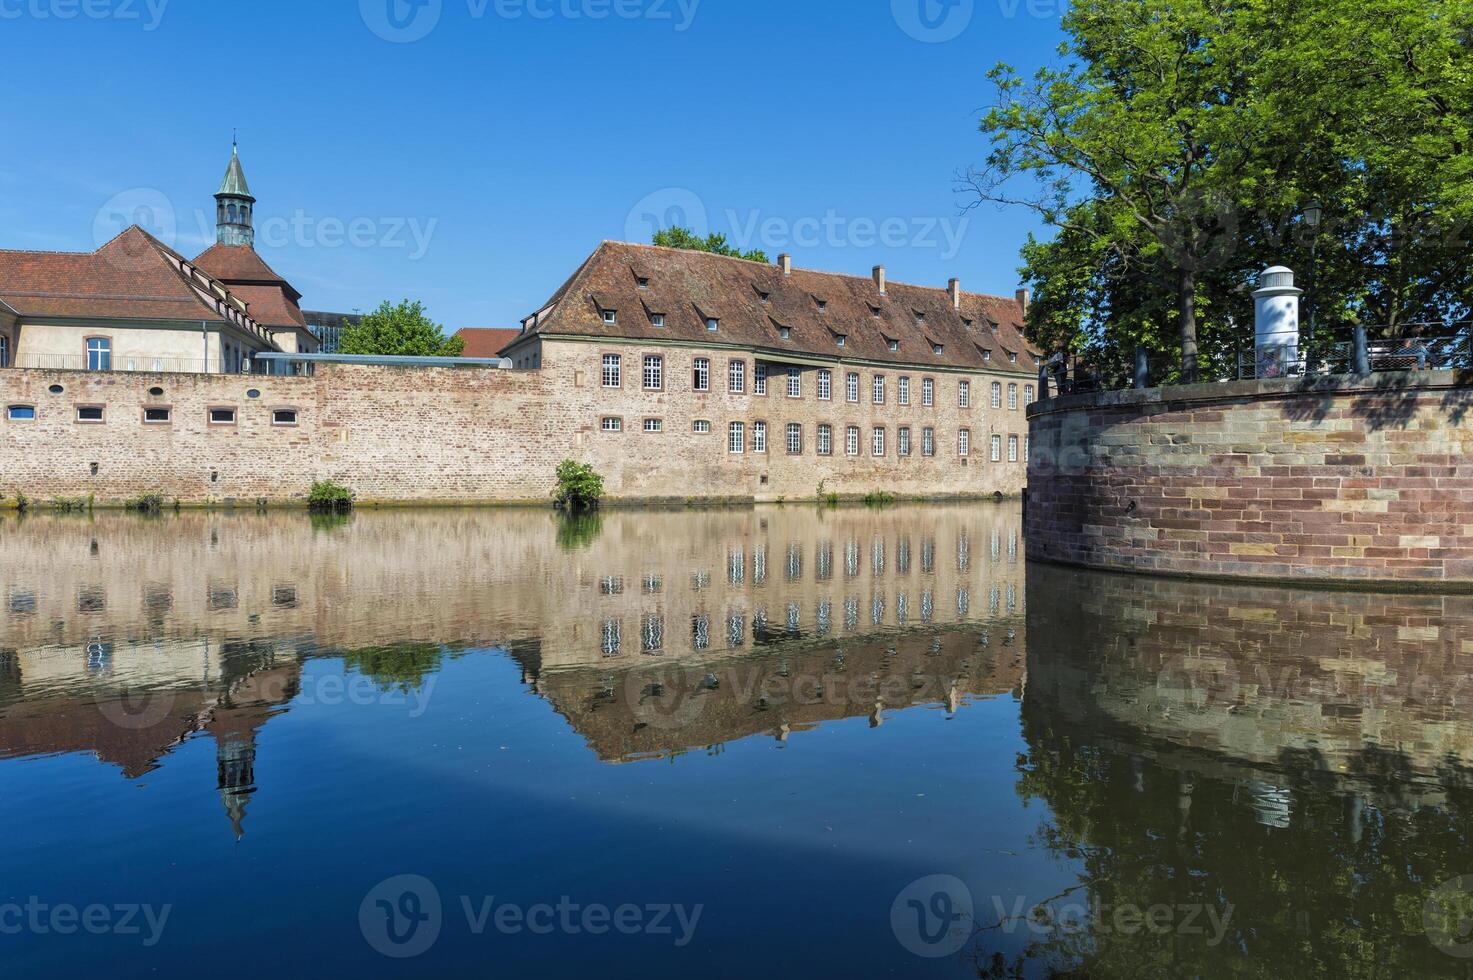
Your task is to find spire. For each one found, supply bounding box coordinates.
[214,140,256,247]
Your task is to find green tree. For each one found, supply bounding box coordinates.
[338,300,465,357]
[653,226,769,264]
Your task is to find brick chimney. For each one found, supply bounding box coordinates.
[948,278,961,310]
[779,253,792,277]
[1016,288,1031,314]
[873,265,887,295]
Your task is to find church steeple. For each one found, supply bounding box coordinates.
[215,140,256,247]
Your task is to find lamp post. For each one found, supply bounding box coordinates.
[1304,200,1323,368]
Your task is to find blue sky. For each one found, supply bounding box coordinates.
[0,0,1067,328]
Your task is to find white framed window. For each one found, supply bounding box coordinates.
[872,375,885,405]
[643,354,663,390]
[602,354,621,388]
[898,376,910,405]
[786,422,802,455]
[693,419,712,434]
[602,309,617,325]
[787,367,801,398]
[922,427,935,457]
[1025,384,1035,404]
[1008,434,1019,462]
[706,317,720,332]
[644,418,664,433]
[1008,384,1018,411]
[636,276,649,289]
[753,421,768,453]
[817,424,833,456]
[991,382,1003,408]
[872,427,886,457]
[651,313,665,328]
[835,334,847,348]
[601,416,623,432]
[991,434,1003,461]
[7,404,36,421]
[922,378,934,407]
[888,339,899,352]
[729,360,746,393]
[845,425,860,457]
[959,380,971,408]
[846,372,860,403]
[728,421,746,454]
[755,363,768,395]
[817,369,832,401]
[693,357,710,392]
[1009,351,1019,363]
[898,427,912,457]
[778,326,791,340]
[959,429,971,457]
[86,337,111,371]
[209,407,237,426]
[932,343,944,356]
[272,409,298,426]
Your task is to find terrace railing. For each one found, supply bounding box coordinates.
[4,354,273,375]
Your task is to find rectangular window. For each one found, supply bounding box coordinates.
[753,421,768,453]
[602,354,621,388]
[601,416,623,432]
[693,357,710,392]
[786,423,802,455]
[922,378,934,407]
[959,380,971,408]
[7,405,36,421]
[872,375,886,405]
[991,382,1003,409]
[1024,385,1035,404]
[651,313,665,328]
[898,376,910,406]
[643,355,663,390]
[86,337,111,372]
[898,427,912,457]
[643,418,663,433]
[817,369,832,401]
[817,424,833,456]
[693,419,711,434]
[0,335,8,368]
[728,421,746,454]
[872,427,886,457]
[209,408,236,426]
[846,425,860,457]
[755,363,768,396]
[1008,384,1019,411]
[706,317,719,332]
[728,360,746,393]
[991,434,1003,461]
[272,409,297,426]
[846,372,860,403]
[76,405,105,423]
[1008,434,1019,462]
[787,367,801,398]
[602,309,617,325]
[922,427,936,457]
[960,429,971,457]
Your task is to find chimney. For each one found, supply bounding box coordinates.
[778,253,792,277]
[1015,288,1031,314]
[948,278,961,310]
[873,265,887,295]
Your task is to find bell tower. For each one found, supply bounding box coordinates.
[214,140,256,247]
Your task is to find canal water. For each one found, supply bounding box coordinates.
[1,505,1470,977]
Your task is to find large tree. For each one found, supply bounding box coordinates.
[338,300,465,358]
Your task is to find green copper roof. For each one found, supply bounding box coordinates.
[217,144,253,199]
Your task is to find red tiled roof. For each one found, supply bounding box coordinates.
[454,328,521,358]
[0,227,242,324]
[514,242,1039,375]
[193,243,307,329]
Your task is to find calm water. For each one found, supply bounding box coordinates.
[1,505,1471,978]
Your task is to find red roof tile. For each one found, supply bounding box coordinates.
[454,328,521,358]
[193,243,307,329]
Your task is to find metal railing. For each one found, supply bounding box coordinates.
[4,354,274,375]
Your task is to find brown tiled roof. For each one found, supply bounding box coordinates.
[454,328,521,358]
[515,242,1039,375]
[0,226,243,324]
[193,243,307,329]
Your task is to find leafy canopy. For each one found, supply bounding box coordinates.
[652,226,769,264]
[338,300,465,357]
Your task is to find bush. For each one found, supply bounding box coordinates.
[125,494,164,514]
[308,480,355,512]
[553,460,604,512]
[862,490,896,507]
[51,496,91,513]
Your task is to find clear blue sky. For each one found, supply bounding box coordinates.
[0,0,1066,328]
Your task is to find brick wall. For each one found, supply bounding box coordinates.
[1026,372,1473,587]
[0,338,1030,504]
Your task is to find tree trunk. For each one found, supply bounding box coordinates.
[1179,266,1199,383]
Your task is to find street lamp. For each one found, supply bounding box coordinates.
[1304,200,1324,365]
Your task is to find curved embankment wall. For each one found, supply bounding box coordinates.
[1025,371,1473,589]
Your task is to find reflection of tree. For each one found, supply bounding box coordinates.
[339,643,454,693]
[555,512,604,552]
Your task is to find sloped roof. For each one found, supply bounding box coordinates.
[0,226,248,324]
[454,328,521,358]
[193,243,307,328]
[217,145,253,199]
[516,242,1039,375]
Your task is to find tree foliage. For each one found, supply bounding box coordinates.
[338,300,465,357]
[652,226,769,263]
[553,460,604,512]
[967,0,1473,380]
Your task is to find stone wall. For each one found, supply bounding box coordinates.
[0,336,1030,504]
[1026,371,1473,587]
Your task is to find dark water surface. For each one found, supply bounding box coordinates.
[1,505,1471,978]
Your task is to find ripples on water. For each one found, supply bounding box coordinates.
[0,505,1470,978]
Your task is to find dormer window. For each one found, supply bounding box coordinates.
[885,337,900,352]
[915,311,927,326]
[602,309,618,326]
[932,343,944,356]
[756,289,771,304]
[870,305,882,318]
[779,326,792,341]
[836,335,847,348]
[1008,351,1019,363]
[962,318,975,328]
[983,349,992,362]
[636,277,650,290]
[815,298,827,312]
[706,317,719,332]
[651,313,666,328]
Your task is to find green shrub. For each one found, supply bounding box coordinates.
[862,490,896,508]
[14,492,29,514]
[125,494,165,514]
[553,460,604,512]
[51,496,90,513]
[308,479,355,512]
[815,481,839,508]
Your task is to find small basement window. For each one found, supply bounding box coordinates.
[143,407,171,424]
[76,406,104,423]
[7,405,36,421]
[209,408,237,425]
[273,409,299,426]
